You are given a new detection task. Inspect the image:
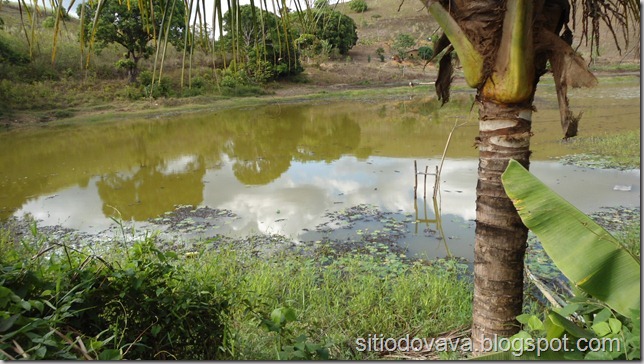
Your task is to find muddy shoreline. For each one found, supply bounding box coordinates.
[3,72,639,129]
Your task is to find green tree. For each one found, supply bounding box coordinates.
[424,0,639,354]
[312,8,358,56]
[222,5,302,81]
[77,0,186,82]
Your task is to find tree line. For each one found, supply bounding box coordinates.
[0,0,359,87]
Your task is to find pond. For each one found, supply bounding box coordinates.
[0,77,640,260]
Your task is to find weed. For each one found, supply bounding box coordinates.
[252,306,330,359]
[198,246,473,360]
[561,130,640,170]
[511,303,640,360]
[0,233,230,360]
[1,219,473,360]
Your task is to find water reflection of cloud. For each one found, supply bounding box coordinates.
[203,156,481,238]
[13,153,641,258]
[205,157,641,241]
[216,185,328,237]
[16,179,107,231]
[159,155,199,175]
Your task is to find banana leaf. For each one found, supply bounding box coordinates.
[502,159,640,319]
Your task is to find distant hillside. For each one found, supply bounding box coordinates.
[294,0,640,87]
[0,0,639,88]
[304,0,441,85]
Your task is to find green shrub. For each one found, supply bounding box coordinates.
[314,0,329,10]
[392,33,415,60]
[123,84,145,100]
[219,75,242,89]
[244,60,275,84]
[418,45,434,60]
[0,231,112,360]
[42,16,56,28]
[221,84,266,97]
[313,9,358,56]
[348,0,368,13]
[137,70,153,86]
[179,75,215,97]
[0,236,230,360]
[155,77,174,98]
[137,70,174,98]
[0,277,99,360]
[190,76,207,89]
[220,6,302,80]
[375,47,385,62]
[72,241,229,360]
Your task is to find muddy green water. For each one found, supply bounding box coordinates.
[0,77,640,259]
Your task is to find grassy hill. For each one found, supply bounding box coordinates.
[0,0,639,122]
[302,0,640,86]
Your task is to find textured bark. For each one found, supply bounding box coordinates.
[471,100,532,353]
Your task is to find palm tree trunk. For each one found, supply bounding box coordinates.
[471,100,532,353]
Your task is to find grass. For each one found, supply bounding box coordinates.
[589,62,641,73]
[0,226,473,360]
[6,206,636,360]
[561,130,641,170]
[0,80,473,127]
[183,242,473,360]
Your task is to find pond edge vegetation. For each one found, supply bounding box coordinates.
[0,223,474,360]
[1,160,640,359]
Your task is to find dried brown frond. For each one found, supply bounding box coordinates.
[431,32,454,104]
[537,28,597,138]
[435,50,454,105]
[570,0,641,58]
